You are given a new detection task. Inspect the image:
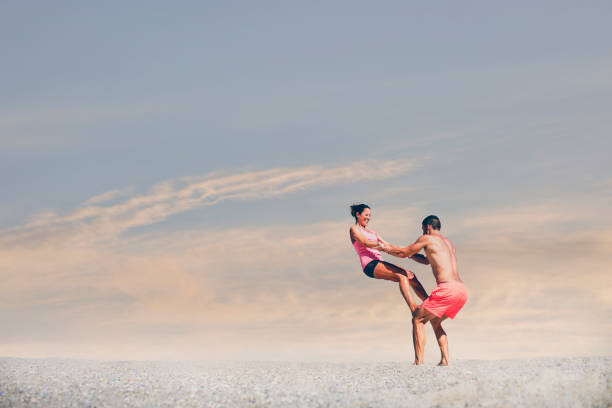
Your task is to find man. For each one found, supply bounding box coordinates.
[381,215,468,366]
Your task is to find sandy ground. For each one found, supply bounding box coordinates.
[0,357,610,407]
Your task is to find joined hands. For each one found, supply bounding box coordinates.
[376,238,390,252]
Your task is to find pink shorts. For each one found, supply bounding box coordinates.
[421,281,468,319]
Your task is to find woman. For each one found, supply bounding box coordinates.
[349,204,428,314]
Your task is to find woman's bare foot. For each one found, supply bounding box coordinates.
[413,360,424,365]
[437,359,448,366]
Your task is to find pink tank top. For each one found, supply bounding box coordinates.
[352,226,383,269]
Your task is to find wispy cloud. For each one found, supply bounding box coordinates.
[82,189,133,206]
[1,159,417,248]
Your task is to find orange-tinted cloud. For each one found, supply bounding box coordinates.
[1,169,610,361]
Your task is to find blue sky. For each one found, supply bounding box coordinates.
[1,1,611,361]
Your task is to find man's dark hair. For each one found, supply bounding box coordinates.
[422,215,441,230]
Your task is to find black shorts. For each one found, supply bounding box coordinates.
[363,260,380,278]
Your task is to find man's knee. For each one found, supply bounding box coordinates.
[413,306,438,324]
[412,309,427,325]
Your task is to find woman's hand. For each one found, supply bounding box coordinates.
[376,239,389,252]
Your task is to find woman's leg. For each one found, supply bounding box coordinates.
[380,261,428,301]
[408,275,429,302]
[398,274,417,315]
[372,262,423,313]
[376,261,429,300]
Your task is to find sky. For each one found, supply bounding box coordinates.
[1,1,611,362]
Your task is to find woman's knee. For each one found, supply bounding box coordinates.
[384,262,414,279]
[399,269,414,280]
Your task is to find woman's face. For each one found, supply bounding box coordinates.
[357,208,371,227]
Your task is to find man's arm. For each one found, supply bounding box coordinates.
[382,235,429,258]
[410,253,429,265]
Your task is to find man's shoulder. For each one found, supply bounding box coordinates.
[427,234,447,247]
[419,234,434,244]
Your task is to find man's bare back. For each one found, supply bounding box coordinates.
[421,233,461,284]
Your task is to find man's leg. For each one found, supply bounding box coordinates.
[411,306,439,365]
[431,316,449,366]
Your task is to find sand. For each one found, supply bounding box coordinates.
[1,357,610,407]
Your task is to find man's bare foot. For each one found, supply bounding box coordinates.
[437,359,448,366]
[413,360,424,365]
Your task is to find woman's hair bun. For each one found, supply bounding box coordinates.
[350,203,370,219]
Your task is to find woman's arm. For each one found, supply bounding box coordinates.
[350,225,380,248]
[375,232,390,248]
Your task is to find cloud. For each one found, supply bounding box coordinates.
[1,170,611,361]
[82,189,133,205]
[0,214,415,359]
[0,159,417,249]
[0,195,446,356]
[0,160,427,359]
[444,200,612,357]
